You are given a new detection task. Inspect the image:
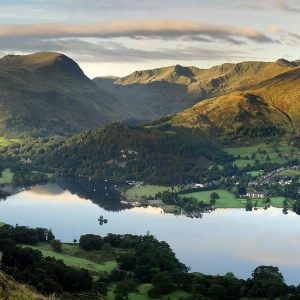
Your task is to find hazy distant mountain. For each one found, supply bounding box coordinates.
[93,59,299,121]
[172,61,300,135]
[0,52,129,136]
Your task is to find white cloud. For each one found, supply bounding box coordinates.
[0,20,275,44]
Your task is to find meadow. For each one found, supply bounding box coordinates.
[279,169,300,176]
[107,283,192,300]
[0,168,13,185]
[179,189,293,209]
[224,143,300,169]
[0,137,21,148]
[22,243,118,276]
[125,184,179,200]
[180,189,245,208]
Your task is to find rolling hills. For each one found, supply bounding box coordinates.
[0,52,130,136]
[11,124,232,184]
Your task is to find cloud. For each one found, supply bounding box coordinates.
[0,37,246,63]
[240,0,300,13]
[0,20,275,44]
[271,0,300,12]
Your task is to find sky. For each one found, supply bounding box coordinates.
[0,0,299,78]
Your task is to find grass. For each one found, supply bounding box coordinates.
[179,190,293,209]
[0,168,13,185]
[279,169,300,177]
[162,205,180,214]
[247,171,264,177]
[0,271,44,300]
[21,243,118,275]
[125,185,179,200]
[107,283,192,300]
[0,137,21,148]
[224,143,300,169]
[270,197,294,208]
[180,189,245,208]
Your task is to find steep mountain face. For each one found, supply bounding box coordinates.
[172,65,300,135]
[0,52,129,136]
[93,59,297,121]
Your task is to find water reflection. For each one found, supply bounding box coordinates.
[1,182,300,285]
[55,177,130,211]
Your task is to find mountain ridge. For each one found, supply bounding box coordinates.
[94,58,299,123]
[0,51,130,136]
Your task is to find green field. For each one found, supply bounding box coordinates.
[224,143,299,169]
[125,185,179,200]
[21,243,118,275]
[0,137,21,148]
[0,168,13,185]
[107,283,192,300]
[180,189,245,208]
[247,171,264,177]
[179,190,292,209]
[279,169,300,177]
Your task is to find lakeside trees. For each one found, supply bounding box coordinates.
[0,224,299,299]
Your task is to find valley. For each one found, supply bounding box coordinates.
[0,52,300,300]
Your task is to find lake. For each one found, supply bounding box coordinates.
[1,180,300,285]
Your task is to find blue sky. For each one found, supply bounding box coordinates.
[0,0,299,77]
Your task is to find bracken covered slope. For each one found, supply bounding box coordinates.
[94,59,299,121]
[172,64,300,135]
[0,271,47,300]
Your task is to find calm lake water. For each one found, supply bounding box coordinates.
[1,180,300,285]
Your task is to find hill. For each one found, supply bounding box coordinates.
[172,65,300,137]
[0,52,130,136]
[0,271,46,300]
[10,124,232,184]
[93,59,298,121]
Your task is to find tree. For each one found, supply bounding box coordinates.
[47,230,55,242]
[152,272,174,294]
[208,284,227,299]
[210,192,220,201]
[148,287,161,298]
[238,186,247,196]
[210,198,216,205]
[251,266,284,282]
[51,239,62,252]
[246,200,253,211]
[79,234,103,250]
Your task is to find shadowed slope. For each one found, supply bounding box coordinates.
[0,52,130,136]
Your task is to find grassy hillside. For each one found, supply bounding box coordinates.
[0,52,130,136]
[94,59,297,122]
[172,64,300,137]
[0,271,46,300]
[22,243,118,276]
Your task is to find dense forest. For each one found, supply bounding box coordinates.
[6,124,233,184]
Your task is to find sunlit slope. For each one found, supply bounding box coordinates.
[0,52,129,136]
[0,271,46,300]
[172,66,300,134]
[94,59,298,121]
